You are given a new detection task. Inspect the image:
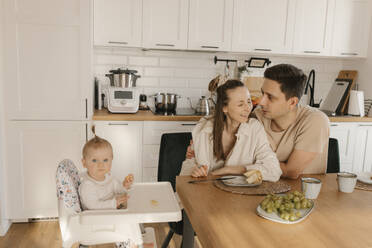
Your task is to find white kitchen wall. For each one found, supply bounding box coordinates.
[94,47,345,108]
[0,0,11,236]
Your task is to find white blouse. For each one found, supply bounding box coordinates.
[180,117,282,182]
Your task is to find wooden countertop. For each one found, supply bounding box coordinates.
[93,109,203,121]
[93,109,372,122]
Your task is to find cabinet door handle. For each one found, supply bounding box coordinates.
[85,98,88,119]
[254,48,272,52]
[341,52,358,56]
[304,51,321,54]
[201,45,219,49]
[108,123,129,126]
[181,123,196,126]
[108,41,128,45]
[358,124,372,127]
[330,124,338,127]
[85,123,88,142]
[155,43,175,47]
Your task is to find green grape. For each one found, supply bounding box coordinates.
[289,215,297,221]
[295,211,302,218]
[293,196,300,202]
[295,202,301,210]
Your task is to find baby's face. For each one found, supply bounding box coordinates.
[82,146,113,181]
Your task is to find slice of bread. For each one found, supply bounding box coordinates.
[244,170,262,184]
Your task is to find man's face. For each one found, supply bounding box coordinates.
[259,79,295,120]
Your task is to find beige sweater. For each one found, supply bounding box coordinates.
[180,118,282,182]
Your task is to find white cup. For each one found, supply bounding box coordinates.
[301,177,322,199]
[337,172,357,193]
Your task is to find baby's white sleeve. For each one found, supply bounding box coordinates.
[79,181,116,210]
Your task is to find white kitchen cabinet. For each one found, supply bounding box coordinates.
[6,121,88,219]
[331,0,371,57]
[188,0,233,51]
[93,0,142,47]
[142,121,196,182]
[94,121,143,183]
[352,124,372,173]
[142,0,189,49]
[3,0,91,120]
[293,0,335,56]
[231,0,296,54]
[329,122,357,172]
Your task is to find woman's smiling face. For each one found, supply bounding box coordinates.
[223,86,252,124]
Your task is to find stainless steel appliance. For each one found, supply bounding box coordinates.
[188,96,215,115]
[105,68,140,88]
[150,93,180,114]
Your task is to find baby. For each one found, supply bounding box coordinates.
[78,131,134,210]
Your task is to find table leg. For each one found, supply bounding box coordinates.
[181,210,194,248]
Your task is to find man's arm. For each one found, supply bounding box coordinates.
[280,149,318,179]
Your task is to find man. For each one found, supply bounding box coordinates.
[186,64,329,179]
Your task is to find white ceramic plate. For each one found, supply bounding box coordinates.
[256,199,314,224]
[221,175,261,187]
[356,172,372,184]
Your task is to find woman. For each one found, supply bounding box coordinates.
[180,80,282,182]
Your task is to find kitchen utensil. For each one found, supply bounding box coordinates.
[105,68,141,88]
[337,172,357,193]
[188,96,215,115]
[188,176,236,184]
[301,177,322,199]
[150,93,181,113]
[107,87,140,113]
[320,79,351,116]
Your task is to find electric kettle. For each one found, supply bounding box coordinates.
[189,96,215,115]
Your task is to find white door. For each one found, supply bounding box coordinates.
[3,0,91,120]
[293,0,335,56]
[93,0,142,47]
[94,121,143,183]
[231,0,296,54]
[6,121,88,219]
[188,0,233,51]
[142,0,189,49]
[331,0,371,57]
[329,122,357,172]
[353,124,372,172]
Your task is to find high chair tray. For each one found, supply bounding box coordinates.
[79,182,181,225]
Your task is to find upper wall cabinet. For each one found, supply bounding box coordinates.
[293,0,335,56]
[231,0,296,54]
[143,0,189,49]
[331,0,371,57]
[3,0,91,120]
[93,0,142,47]
[188,0,233,51]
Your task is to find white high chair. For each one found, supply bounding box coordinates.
[56,159,153,248]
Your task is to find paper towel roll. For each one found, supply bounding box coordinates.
[348,90,365,116]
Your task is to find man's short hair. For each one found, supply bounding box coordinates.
[264,64,307,100]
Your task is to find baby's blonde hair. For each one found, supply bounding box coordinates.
[82,126,113,158]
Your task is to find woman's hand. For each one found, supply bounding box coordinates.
[211,166,247,176]
[186,140,195,159]
[123,174,134,189]
[191,165,208,177]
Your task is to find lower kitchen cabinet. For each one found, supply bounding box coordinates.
[352,124,372,172]
[142,121,196,182]
[6,121,88,219]
[94,121,143,183]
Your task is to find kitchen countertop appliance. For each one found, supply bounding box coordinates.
[105,68,141,113]
[150,93,181,115]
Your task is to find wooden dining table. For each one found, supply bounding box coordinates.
[176,174,372,248]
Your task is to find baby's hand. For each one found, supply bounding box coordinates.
[123,174,134,189]
[116,193,129,209]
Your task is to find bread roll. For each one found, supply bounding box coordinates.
[244,170,262,184]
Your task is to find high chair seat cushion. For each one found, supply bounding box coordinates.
[56,159,82,213]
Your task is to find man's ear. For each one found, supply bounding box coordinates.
[288,96,299,109]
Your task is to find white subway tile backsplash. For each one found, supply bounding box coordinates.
[159,78,188,88]
[93,48,347,102]
[145,67,174,77]
[129,56,159,66]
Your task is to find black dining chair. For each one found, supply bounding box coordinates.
[157,132,192,248]
[327,138,340,173]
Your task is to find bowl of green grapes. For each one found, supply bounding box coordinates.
[256,191,314,224]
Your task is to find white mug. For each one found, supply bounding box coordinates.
[301,177,322,199]
[337,172,357,193]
